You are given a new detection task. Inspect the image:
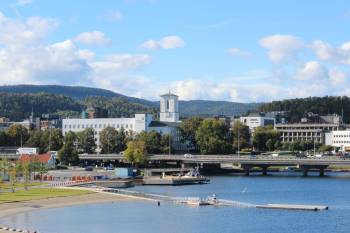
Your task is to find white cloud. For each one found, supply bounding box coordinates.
[259,34,304,63]
[0,12,152,91]
[295,61,329,81]
[104,10,123,21]
[74,31,111,46]
[312,40,350,64]
[141,35,185,50]
[16,0,33,6]
[228,48,252,58]
[0,12,58,48]
[170,79,238,101]
[329,68,347,85]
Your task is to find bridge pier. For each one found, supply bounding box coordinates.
[302,169,308,177]
[262,166,268,176]
[319,167,325,177]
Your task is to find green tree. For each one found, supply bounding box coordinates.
[253,126,281,151]
[195,119,232,154]
[319,145,333,153]
[136,131,163,154]
[232,121,251,152]
[26,131,44,152]
[58,131,79,165]
[124,140,148,166]
[266,139,275,151]
[115,127,128,153]
[77,128,96,153]
[179,117,203,152]
[7,124,29,147]
[0,131,9,146]
[100,127,118,153]
[46,129,63,151]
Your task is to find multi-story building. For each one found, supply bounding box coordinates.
[62,92,184,151]
[325,130,350,151]
[275,123,342,144]
[275,114,344,144]
[240,112,276,133]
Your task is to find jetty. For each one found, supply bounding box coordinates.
[256,204,329,211]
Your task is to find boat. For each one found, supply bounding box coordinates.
[143,168,209,185]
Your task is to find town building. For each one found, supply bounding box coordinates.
[325,130,350,151]
[240,112,276,133]
[18,153,56,168]
[275,114,344,144]
[62,92,184,151]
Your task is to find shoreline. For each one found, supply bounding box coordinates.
[0,189,149,233]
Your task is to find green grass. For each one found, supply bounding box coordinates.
[0,188,92,204]
[0,182,44,190]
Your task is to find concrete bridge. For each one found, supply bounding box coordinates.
[3,153,350,176]
[78,154,350,176]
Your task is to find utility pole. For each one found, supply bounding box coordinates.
[237,125,240,156]
[168,132,171,155]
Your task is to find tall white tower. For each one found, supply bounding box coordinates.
[160,92,179,122]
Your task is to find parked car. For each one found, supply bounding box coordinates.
[184,153,194,158]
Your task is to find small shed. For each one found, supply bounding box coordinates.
[115,167,134,178]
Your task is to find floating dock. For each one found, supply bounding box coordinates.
[256,204,329,211]
[143,176,209,185]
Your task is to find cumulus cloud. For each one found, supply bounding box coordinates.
[259,34,304,63]
[0,12,58,48]
[228,48,252,58]
[329,68,347,85]
[0,12,152,93]
[74,31,111,46]
[312,40,350,64]
[141,35,185,50]
[295,61,329,81]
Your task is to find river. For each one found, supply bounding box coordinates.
[2,172,350,233]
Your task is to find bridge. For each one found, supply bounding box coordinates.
[78,154,350,176]
[3,153,350,176]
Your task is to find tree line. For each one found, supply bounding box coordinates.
[259,96,350,123]
[0,93,157,121]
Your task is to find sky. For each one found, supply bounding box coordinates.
[1,0,350,102]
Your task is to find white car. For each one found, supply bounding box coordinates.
[184,154,194,158]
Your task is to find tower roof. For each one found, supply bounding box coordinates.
[160,91,178,97]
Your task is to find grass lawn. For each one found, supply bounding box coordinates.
[0,188,92,204]
[0,182,44,190]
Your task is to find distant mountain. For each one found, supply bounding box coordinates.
[0,85,153,106]
[0,85,261,119]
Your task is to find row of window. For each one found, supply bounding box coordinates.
[333,134,350,138]
[333,141,350,144]
[64,123,133,130]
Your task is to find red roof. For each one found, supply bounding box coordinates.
[19,153,53,164]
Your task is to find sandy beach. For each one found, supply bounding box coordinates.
[0,191,134,232]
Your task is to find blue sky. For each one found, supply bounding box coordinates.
[1,0,350,102]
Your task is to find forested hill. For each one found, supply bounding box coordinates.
[0,84,261,119]
[178,100,261,117]
[259,96,350,123]
[0,85,153,106]
[0,93,157,121]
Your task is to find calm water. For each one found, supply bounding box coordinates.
[2,172,350,233]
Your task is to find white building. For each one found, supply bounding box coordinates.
[160,92,179,122]
[240,112,275,133]
[62,92,181,149]
[325,130,350,151]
